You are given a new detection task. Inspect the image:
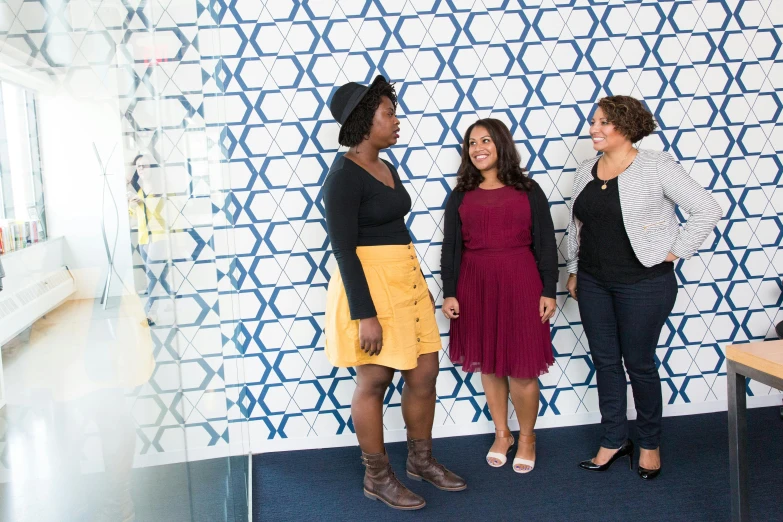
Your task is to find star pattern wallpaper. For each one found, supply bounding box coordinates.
[0,0,781,463]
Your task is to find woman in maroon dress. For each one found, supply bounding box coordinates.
[440,119,558,473]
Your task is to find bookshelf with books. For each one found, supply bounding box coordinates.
[0,220,46,255]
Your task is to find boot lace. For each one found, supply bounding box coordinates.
[418,449,446,473]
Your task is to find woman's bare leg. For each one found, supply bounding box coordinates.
[509,377,540,470]
[400,352,439,438]
[482,372,514,463]
[352,364,395,453]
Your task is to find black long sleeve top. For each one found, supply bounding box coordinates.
[440,179,559,299]
[322,155,412,320]
[573,161,673,283]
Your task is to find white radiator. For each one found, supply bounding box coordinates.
[0,265,75,347]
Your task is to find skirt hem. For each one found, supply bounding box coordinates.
[327,343,441,370]
[452,358,555,380]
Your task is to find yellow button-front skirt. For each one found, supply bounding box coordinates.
[325,244,442,370]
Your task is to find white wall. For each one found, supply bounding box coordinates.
[37,92,134,299]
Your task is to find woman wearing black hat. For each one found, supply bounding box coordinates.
[322,75,466,510]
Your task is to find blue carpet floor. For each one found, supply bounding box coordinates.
[253,406,783,521]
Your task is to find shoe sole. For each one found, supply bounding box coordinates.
[363,489,426,510]
[406,471,468,492]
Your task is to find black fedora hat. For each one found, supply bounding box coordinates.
[329,74,387,125]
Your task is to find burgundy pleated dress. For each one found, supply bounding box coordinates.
[449,186,554,379]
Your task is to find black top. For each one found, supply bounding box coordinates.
[573,162,673,283]
[441,179,558,299]
[322,155,412,320]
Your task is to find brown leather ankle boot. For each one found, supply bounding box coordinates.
[361,451,426,510]
[406,437,467,491]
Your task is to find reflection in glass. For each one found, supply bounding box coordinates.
[0,0,250,518]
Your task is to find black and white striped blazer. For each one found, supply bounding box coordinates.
[566,149,723,274]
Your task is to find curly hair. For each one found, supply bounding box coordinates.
[596,95,657,143]
[338,77,397,147]
[454,118,533,193]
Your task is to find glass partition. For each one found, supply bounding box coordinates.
[0,0,249,519]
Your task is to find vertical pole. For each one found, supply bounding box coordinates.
[100,173,113,309]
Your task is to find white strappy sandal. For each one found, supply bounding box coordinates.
[513,433,536,474]
[486,429,515,467]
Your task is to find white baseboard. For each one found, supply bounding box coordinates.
[126,394,783,467]
[251,394,783,454]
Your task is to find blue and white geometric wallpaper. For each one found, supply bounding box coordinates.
[1,0,781,461]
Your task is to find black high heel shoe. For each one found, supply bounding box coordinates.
[637,448,661,480]
[637,447,661,480]
[578,439,634,472]
[637,466,661,480]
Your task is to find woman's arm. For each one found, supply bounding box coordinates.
[566,171,583,275]
[323,171,377,320]
[657,152,723,260]
[440,191,459,299]
[127,186,141,204]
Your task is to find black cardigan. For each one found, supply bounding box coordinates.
[440,179,559,299]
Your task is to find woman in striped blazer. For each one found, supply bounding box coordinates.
[566,95,722,480]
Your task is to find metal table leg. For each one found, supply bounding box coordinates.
[727,362,749,522]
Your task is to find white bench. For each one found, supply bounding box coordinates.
[0,237,75,409]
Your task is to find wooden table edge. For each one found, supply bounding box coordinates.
[726,342,783,381]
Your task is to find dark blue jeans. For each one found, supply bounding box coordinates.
[577,270,677,450]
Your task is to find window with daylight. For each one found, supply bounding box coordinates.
[0,80,46,234]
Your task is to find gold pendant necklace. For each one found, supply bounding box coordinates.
[600,148,633,190]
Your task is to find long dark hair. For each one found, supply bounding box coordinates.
[454,118,533,192]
